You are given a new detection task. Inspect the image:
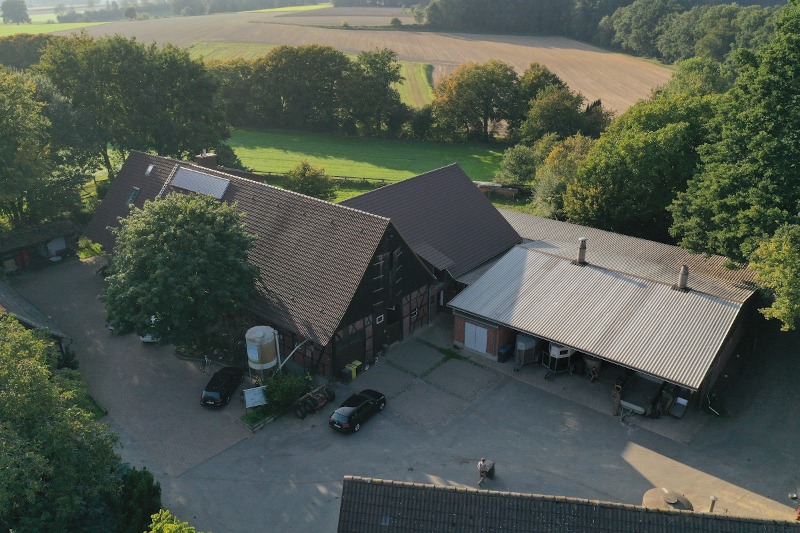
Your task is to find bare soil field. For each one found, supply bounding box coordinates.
[54,8,672,112]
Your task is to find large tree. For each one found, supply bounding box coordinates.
[1,0,30,24]
[36,34,234,178]
[249,44,351,131]
[0,68,52,227]
[343,48,406,136]
[0,314,120,532]
[563,90,716,241]
[750,224,800,330]
[669,2,800,264]
[433,59,519,142]
[101,194,258,346]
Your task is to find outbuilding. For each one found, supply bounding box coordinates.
[449,210,758,406]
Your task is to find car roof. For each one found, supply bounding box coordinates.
[341,394,369,408]
[359,389,383,400]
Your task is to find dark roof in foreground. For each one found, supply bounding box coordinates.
[0,280,68,338]
[500,209,756,303]
[342,165,520,278]
[338,476,800,533]
[85,151,392,344]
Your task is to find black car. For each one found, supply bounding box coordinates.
[201,367,245,408]
[329,389,386,433]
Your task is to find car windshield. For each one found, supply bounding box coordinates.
[331,411,350,423]
[202,391,221,400]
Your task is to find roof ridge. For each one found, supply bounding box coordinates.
[521,244,747,303]
[342,476,798,525]
[343,163,462,199]
[174,160,392,224]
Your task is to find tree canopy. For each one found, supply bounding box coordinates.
[101,193,258,346]
[433,59,520,142]
[669,3,800,263]
[0,314,121,532]
[35,34,235,178]
[284,160,338,201]
[1,0,30,24]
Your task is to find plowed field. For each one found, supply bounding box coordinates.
[54,7,672,112]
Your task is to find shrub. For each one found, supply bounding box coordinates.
[117,466,162,533]
[390,16,402,27]
[341,20,349,27]
[262,371,313,416]
[284,160,338,201]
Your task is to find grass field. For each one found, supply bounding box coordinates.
[185,41,435,107]
[229,128,504,182]
[247,4,332,13]
[0,21,105,37]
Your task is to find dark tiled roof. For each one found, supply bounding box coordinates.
[0,280,68,338]
[341,165,520,278]
[84,151,391,344]
[0,220,76,254]
[338,477,800,533]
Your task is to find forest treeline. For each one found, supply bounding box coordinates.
[335,0,784,65]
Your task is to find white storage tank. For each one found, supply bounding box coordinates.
[245,326,278,370]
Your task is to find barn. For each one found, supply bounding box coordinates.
[85,151,435,378]
[448,210,758,405]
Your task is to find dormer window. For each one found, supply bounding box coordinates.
[125,187,140,206]
[145,164,155,176]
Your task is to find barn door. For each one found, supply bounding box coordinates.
[464,322,488,354]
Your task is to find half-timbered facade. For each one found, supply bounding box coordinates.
[85,151,434,378]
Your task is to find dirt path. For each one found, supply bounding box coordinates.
[56,9,671,112]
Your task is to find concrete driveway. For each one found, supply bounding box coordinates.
[9,257,800,532]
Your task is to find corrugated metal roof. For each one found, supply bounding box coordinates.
[169,167,230,199]
[455,253,505,286]
[449,245,743,390]
[338,477,800,533]
[500,209,757,289]
[342,165,520,277]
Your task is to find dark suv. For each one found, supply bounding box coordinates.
[329,389,386,433]
[201,367,244,408]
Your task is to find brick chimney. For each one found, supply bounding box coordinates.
[195,149,218,169]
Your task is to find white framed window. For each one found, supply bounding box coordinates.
[410,307,418,320]
[376,314,384,324]
[145,164,155,176]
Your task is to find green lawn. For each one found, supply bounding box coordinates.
[228,128,504,182]
[247,4,332,13]
[0,21,106,37]
[27,13,59,23]
[186,42,434,108]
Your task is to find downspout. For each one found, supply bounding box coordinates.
[427,283,431,325]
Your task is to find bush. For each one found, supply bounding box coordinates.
[284,160,338,201]
[262,371,313,416]
[117,466,162,533]
[341,19,349,27]
[390,16,402,27]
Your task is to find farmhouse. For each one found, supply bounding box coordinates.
[85,151,436,378]
[448,209,758,406]
[341,164,521,306]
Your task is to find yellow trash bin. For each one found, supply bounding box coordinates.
[345,360,363,381]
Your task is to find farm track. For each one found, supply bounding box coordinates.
[55,8,672,112]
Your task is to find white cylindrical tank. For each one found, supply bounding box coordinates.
[245,326,278,370]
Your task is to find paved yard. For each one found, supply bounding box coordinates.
[9,257,800,532]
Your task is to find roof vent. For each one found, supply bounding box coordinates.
[673,265,689,292]
[574,237,588,265]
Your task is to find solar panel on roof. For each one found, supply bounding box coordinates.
[170,167,230,199]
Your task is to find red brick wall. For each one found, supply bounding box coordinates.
[496,325,516,355]
[454,314,466,344]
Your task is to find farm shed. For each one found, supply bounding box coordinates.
[337,476,800,533]
[341,164,521,307]
[0,220,78,274]
[0,280,69,349]
[449,211,758,401]
[85,151,435,378]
